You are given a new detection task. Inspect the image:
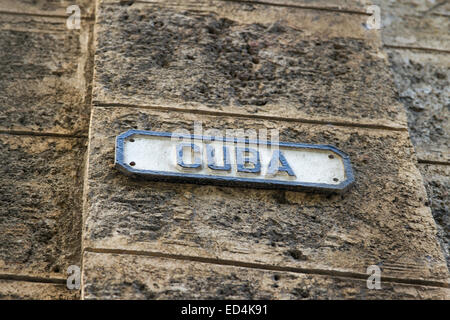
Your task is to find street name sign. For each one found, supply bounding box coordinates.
[115,130,354,193]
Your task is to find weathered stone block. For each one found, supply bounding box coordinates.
[0,135,86,276]
[371,0,450,50]
[419,164,449,269]
[0,0,95,17]
[369,0,449,14]
[82,252,449,299]
[92,0,406,128]
[0,14,92,135]
[83,106,449,283]
[0,280,78,300]
[386,49,449,163]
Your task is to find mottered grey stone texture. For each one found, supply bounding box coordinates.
[372,0,449,272]
[0,135,86,278]
[419,164,450,269]
[385,50,449,163]
[370,0,450,50]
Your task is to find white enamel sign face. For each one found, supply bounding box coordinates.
[115,130,354,193]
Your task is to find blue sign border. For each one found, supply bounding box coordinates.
[115,130,355,193]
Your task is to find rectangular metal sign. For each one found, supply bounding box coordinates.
[115,130,354,193]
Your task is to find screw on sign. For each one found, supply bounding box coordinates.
[115,130,355,194]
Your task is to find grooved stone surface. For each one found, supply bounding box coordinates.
[0,14,92,135]
[238,0,365,10]
[419,164,449,270]
[93,0,407,128]
[0,280,78,300]
[0,0,95,17]
[82,252,450,300]
[83,106,449,283]
[0,135,86,277]
[130,0,366,11]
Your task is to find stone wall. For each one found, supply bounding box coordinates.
[0,0,94,299]
[370,0,449,268]
[0,0,448,299]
